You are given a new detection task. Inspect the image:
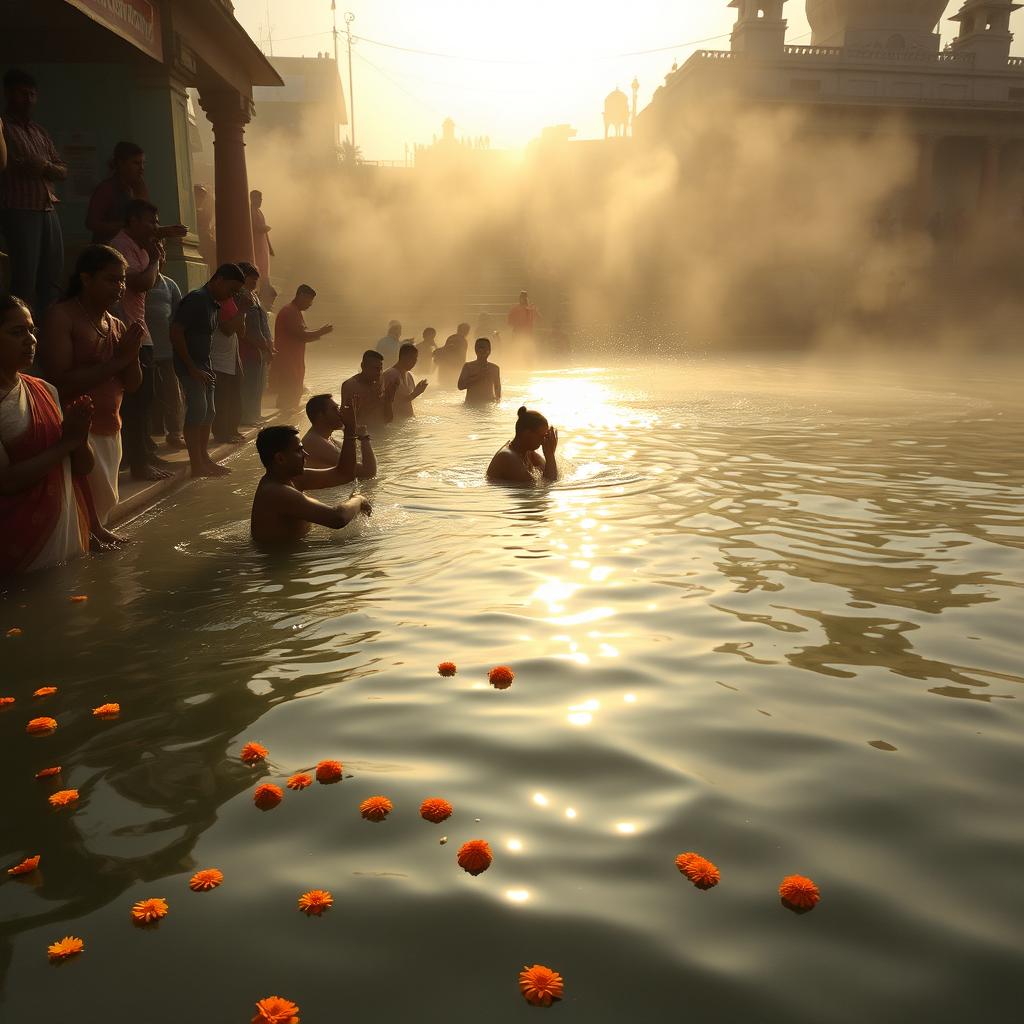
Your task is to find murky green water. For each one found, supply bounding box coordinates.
[2,355,1022,1022]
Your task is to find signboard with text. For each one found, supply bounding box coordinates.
[64,0,164,64]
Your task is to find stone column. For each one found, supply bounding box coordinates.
[198,88,255,267]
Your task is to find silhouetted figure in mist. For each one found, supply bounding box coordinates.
[458,337,501,406]
[508,291,540,338]
[435,322,470,387]
[417,326,438,374]
[487,406,558,485]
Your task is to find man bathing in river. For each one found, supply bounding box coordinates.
[250,422,373,544]
[458,337,501,406]
[301,393,379,473]
[487,406,558,484]
[341,350,397,429]
[381,343,429,421]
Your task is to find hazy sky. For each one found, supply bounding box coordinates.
[232,1,1000,160]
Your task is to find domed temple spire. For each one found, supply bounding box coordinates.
[950,0,1022,68]
[729,0,789,56]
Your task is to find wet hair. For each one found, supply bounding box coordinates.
[296,284,316,298]
[250,189,262,201]
[238,261,259,279]
[422,326,436,339]
[399,342,418,359]
[362,349,384,363]
[458,322,470,332]
[0,294,30,324]
[515,406,548,434]
[124,198,158,224]
[475,337,491,352]
[256,425,299,469]
[212,263,246,283]
[111,141,144,168]
[65,245,127,299]
[305,393,335,423]
[4,69,36,92]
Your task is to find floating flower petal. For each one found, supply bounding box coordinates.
[6,627,22,638]
[253,783,283,810]
[437,661,457,677]
[48,789,79,808]
[519,964,564,1007]
[240,742,269,765]
[297,889,333,916]
[35,766,62,779]
[315,760,343,784]
[26,716,57,735]
[359,796,393,821]
[489,666,515,689]
[8,855,40,876]
[92,703,120,718]
[420,797,453,823]
[69,595,88,603]
[0,696,15,707]
[675,852,720,890]
[47,936,84,961]
[189,868,224,892]
[252,996,301,1024]
[779,874,821,911]
[131,897,169,923]
[287,772,313,790]
[457,839,493,875]
[33,686,57,697]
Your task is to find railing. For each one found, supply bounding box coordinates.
[694,50,737,61]
[783,45,842,58]
[1008,56,1024,68]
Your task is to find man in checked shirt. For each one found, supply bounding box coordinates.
[0,69,67,321]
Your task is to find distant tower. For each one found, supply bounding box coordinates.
[441,117,456,143]
[729,0,789,56]
[630,77,639,134]
[949,0,1021,69]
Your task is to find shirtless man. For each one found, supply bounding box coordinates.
[457,337,501,406]
[487,406,559,485]
[250,423,372,544]
[341,350,397,429]
[381,343,428,421]
[434,322,470,388]
[301,393,377,474]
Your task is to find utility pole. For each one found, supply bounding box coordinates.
[345,11,356,149]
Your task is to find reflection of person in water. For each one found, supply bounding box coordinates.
[487,406,558,485]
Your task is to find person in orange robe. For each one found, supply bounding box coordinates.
[271,284,332,411]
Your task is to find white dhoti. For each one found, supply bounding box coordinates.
[87,431,122,527]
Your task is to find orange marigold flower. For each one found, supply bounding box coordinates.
[437,661,457,677]
[33,686,57,697]
[240,741,269,765]
[131,897,169,924]
[360,795,393,821]
[48,789,79,808]
[0,696,15,707]
[252,995,301,1024]
[420,797,453,823]
[297,889,333,916]
[47,936,84,961]
[315,759,343,784]
[70,595,88,603]
[675,852,721,890]
[489,665,515,689]
[26,716,57,735]
[189,868,224,892]
[35,766,62,779]
[779,874,821,911]
[457,839,493,876]
[8,855,41,876]
[254,783,283,810]
[6,627,23,638]
[287,772,313,790]
[519,964,564,1007]
[92,702,120,718]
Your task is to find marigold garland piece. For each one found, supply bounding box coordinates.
[489,665,515,689]
[47,936,84,961]
[779,874,821,911]
[131,897,169,924]
[48,789,79,808]
[0,696,15,707]
[33,686,57,697]
[254,783,283,810]
[189,869,224,892]
[675,852,721,890]
[420,797,454,823]
[315,759,343,784]
[297,889,333,916]
[8,855,41,876]
[35,766,62,779]
[287,772,313,790]
[6,627,22,638]
[437,661,457,677]
[92,703,120,718]
[457,839,493,875]
[26,716,57,735]
[252,996,301,1024]
[70,595,88,603]
[240,742,269,765]
[359,795,393,821]
[519,964,564,1007]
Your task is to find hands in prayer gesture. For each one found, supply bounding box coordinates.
[62,396,94,448]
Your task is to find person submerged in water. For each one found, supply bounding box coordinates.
[486,406,558,485]
[458,337,501,406]
[250,423,372,544]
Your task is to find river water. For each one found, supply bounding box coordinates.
[2,354,1022,1022]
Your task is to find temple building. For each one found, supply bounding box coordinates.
[638,0,1024,231]
[0,0,281,289]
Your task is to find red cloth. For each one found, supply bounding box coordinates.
[272,302,305,399]
[0,375,85,575]
[508,304,538,333]
[68,308,127,435]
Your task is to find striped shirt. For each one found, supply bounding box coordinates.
[0,117,64,211]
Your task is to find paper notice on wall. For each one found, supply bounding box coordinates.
[63,133,100,202]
